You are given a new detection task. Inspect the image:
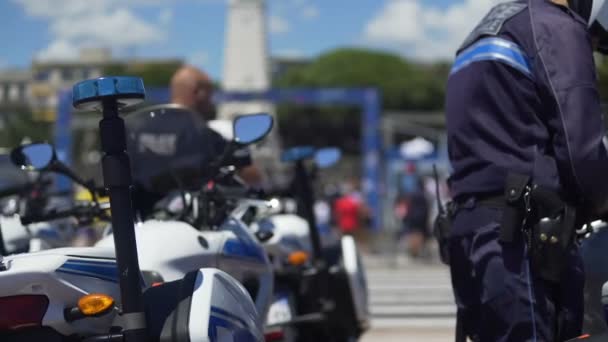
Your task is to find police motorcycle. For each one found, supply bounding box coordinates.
[557,220,608,341]
[258,146,368,342]
[93,102,276,332]
[560,220,608,341]
[0,76,263,342]
[0,150,105,255]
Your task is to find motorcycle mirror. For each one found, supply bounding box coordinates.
[314,147,341,169]
[10,142,95,193]
[280,146,315,163]
[233,113,274,145]
[10,143,55,171]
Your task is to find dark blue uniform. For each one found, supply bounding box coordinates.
[446,0,608,340]
[125,106,252,217]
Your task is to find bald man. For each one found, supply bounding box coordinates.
[170,65,215,120]
[170,65,264,187]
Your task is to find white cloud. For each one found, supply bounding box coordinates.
[13,0,112,18]
[269,15,289,34]
[13,0,170,62]
[36,39,80,61]
[363,0,506,60]
[302,5,319,19]
[51,9,165,47]
[159,8,173,26]
[187,51,209,67]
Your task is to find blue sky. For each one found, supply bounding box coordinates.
[0,0,499,79]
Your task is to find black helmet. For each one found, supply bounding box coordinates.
[570,0,608,53]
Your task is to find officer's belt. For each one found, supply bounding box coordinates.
[453,193,505,210]
[455,174,574,246]
[474,195,505,208]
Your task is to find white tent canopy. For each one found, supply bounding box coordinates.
[399,137,435,159]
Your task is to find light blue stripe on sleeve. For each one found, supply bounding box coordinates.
[450,37,533,79]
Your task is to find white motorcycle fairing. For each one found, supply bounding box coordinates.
[257,212,370,334]
[144,268,263,342]
[0,246,264,341]
[96,217,273,326]
[261,214,311,270]
[341,235,370,329]
[0,247,121,336]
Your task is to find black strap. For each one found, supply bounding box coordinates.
[500,173,531,242]
[476,195,505,208]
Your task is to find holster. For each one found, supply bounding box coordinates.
[528,186,576,283]
[433,202,455,266]
[500,173,530,243]
[500,173,577,283]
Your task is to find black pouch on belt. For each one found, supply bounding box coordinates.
[500,173,531,243]
[528,186,576,283]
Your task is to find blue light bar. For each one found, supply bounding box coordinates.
[72,76,146,111]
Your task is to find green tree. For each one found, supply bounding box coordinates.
[274,48,449,151]
[276,48,448,110]
[103,61,182,88]
[0,105,53,148]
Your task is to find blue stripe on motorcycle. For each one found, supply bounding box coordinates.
[66,254,116,261]
[222,239,267,264]
[37,229,61,240]
[56,259,119,283]
[63,259,117,266]
[208,306,256,342]
[56,269,118,283]
[210,306,249,328]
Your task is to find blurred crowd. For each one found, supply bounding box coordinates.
[313,178,371,245]
[311,163,450,263]
[392,163,448,262]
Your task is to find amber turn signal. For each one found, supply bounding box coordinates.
[77,294,114,316]
[287,251,309,266]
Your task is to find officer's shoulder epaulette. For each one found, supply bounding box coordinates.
[458,1,527,53]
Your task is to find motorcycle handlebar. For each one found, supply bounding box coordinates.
[214,184,253,200]
[20,202,109,225]
[0,179,53,199]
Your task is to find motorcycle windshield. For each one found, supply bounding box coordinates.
[125,105,226,194]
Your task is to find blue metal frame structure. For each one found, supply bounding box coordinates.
[55,87,383,231]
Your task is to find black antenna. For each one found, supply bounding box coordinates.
[433,164,445,215]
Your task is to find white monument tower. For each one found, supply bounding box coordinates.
[219,0,274,119]
[219,0,285,186]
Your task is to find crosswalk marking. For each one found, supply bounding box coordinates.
[363,256,457,330]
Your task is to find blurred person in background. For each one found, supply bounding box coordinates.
[171,65,264,188]
[170,65,216,121]
[129,65,260,216]
[314,197,332,236]
[395,168,430,261]
[334,178,369,246]
[334,181,359,235]
[402,179,430,260]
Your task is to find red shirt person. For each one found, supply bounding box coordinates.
[334,191,363,234]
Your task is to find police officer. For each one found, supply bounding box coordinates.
[127,66,258,216]
[171,66,263,187]
[445,0,608,341]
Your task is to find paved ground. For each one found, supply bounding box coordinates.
[361,327,454,342]
[360,254,456,341]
